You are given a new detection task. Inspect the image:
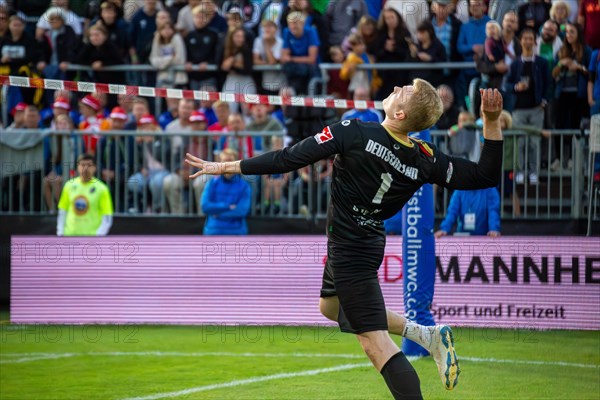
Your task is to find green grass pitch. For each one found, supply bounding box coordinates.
[1,314,598,399]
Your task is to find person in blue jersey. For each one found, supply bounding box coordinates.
[201,148,251,235]
[435,187,501,238]
[341,87,383,123]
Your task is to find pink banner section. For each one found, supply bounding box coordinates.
[10,236,600,329]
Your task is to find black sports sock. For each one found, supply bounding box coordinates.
[380,352,423,400]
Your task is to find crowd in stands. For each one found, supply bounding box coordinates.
[1,0,600,224]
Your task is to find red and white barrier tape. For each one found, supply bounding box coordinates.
[0,75,383,110]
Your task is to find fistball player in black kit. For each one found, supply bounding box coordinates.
[185,80,504,399]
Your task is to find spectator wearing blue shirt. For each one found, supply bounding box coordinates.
[456,0,491,108]
[201,149,252,235]
[435,187,501,237]
[341,87,383,123]
[281,11,320,95]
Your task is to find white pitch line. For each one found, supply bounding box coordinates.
[1,351,599,369]
[119,362,373,400]
[0,351,364,364]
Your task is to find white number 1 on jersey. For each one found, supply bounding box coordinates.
[372,173,393,204]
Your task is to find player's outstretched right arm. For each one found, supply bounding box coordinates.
[185,123,350,178]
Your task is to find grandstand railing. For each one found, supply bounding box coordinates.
[1,129,595,222]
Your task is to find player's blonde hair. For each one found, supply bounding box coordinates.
[403,79,443,132]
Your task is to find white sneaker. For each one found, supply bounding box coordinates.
[529,173,538,185]
[430,325,460,390]
[515,172,524,184]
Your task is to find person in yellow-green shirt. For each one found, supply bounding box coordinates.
[57,154,113,236]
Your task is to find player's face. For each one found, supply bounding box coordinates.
[78,160,96,181]
[383,85,414,117]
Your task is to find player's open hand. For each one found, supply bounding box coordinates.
[480,88,503,122]
[185,153,225,178]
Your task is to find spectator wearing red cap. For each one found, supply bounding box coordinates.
[6,102,27,130]
[78,94,104,155]
[97,106,136,212]
[127,114,171,213]
[164,109,209,214]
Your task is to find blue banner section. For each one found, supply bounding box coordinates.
[402,130,437,356]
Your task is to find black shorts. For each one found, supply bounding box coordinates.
[320,239,388,335]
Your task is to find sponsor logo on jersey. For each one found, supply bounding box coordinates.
[73,195,89,216]
[365,139,419,180]
[314,126,334,144]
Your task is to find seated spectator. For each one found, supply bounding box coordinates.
[164,110,209,215]
[185,4,219,90]
[408,20,447,88]
[36,0,83,40]
[550,1,572,38]
[127,114,171,213]
[506,28,550,185]
[341,87,383,123]
[75,23,126,85]
[374,8,411,99]
[518,0,551,35]
[219,112,256,158]
[150,21,188,88]
[175,0,201,37]
[280,11,320,95]
[6,102,26,129]
[326,0,368,47]
[246,103,285,150]
[434,187,501,238]
[98,106,134,212]
[0,15,39,105]
[90,0,130,60]
[201,148,251,235]
[342,15,378,55]
[447,111,479,161]
[253,19,286,95]
[57,153,113,236]
[37,8,80,81]
[340,33,381,98]
[158,97,181,129]
[435,84,460,130]
[327,45,349,100]
[261,134,288,215]
[78,94,104,154]
[44,113,72,212]
[220,27,256,113]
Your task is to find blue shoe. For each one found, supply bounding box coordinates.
[431,325,460,390]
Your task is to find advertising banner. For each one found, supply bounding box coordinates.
[10,236,600,330]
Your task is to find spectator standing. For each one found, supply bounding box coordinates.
[57,153,113,236]
[385,0,430,40]
[341,86,383,123]
[430,0,463,88]
[36,0,83,39]
[374,8,411,99]
[0,6,8,42]
[280,11,320,95]
[434,187,501,237]
[578,0,600,50]
[128,0,158,85]
[340,33,382,97]
[75,23,126,86]
[201,148,251,235]
[536,20,562,130]
[517,0,551,35]
[219,113,256,158]
[342,15,379,55]
[589,48,600,116]
[200,0,228,34]
[166,98,195,167]
[90,1,130,60]
[456,0,491,109]
[325,0,368,47]
[253,19,285,95]
[220,27,256,112]
[435,84,460,130]
[149,21,188,87]
[550,1,572,38]
[158,97,180,129]
[174,0,201,37]
[44,113,72,212]
[327,45,349,100]
[261,134,288,215]
[37,8,79,81]
[184,4,219,90]
[552,22,591,169]
[246,103,285,152]
[506,28,550,184]
[408,20,447,87]
[78,94,104,154]
[6,102,26,129]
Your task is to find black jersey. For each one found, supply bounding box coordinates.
[241,119,503,241]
